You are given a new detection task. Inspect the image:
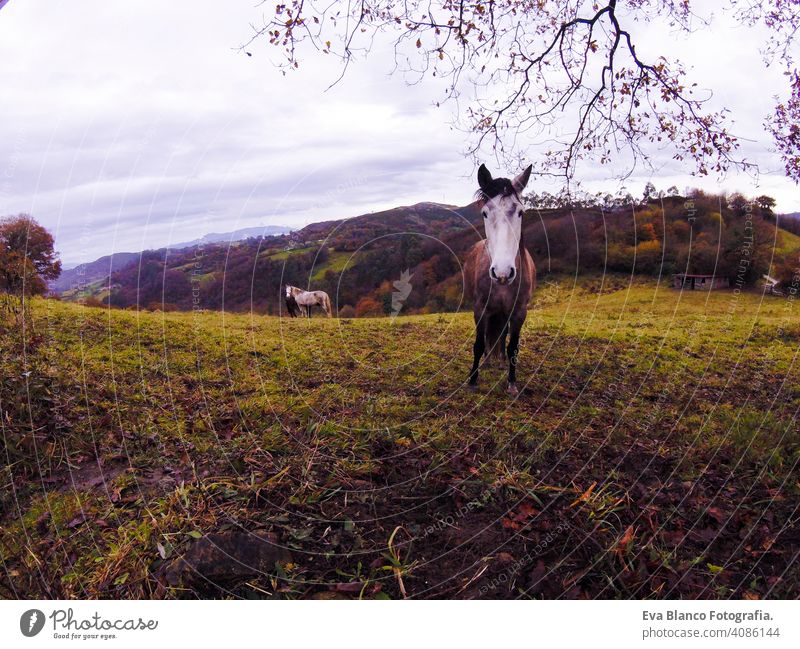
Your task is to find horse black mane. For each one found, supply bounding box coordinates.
[475,177,517,202]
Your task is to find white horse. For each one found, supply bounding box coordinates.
[285,285,333,318]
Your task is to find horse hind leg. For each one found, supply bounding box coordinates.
[468,317,486,388]
[506,318,523,397]
[497,321,509,363]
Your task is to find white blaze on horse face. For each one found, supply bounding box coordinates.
[483,193,523,285]
[478,164,531,285]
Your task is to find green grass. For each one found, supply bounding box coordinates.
[1,278,798,599]
[59,277,109,300]
[264,245,314,260]
[776,227,800,255]
[310,250,356,282]
[262,246,355,282]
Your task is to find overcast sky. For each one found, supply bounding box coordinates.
[0,1,797,266]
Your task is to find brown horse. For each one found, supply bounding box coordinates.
[465,164,536,396]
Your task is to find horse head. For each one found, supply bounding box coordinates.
[476,163,532,285]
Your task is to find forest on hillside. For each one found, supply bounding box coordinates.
[86,190,793,316]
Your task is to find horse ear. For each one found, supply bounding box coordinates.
[512,165,533,194]
[477,164,493,192]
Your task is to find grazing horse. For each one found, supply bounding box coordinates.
[285,285,333,318]
[285,292,302,318]
[465,164,536,396]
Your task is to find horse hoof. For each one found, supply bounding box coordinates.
[507,383,519,397]
[468,382,479,392]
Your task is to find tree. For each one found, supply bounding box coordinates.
[635,239,663,274]
[642,182,658,204]
[768,71,800,182]
[727,192,750,216]
[355,296,383,317]
[0,214,61,304]
[756,194,777,215]
[246,1,799,181]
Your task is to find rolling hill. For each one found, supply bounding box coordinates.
[54,201,482,312]
[50,225,292,296]
[53,192,800,315]
[50,251,141,296]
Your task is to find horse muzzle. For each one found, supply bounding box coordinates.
[490,265,516,285]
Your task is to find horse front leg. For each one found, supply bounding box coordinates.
[468,317,486,388]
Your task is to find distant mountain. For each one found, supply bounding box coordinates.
[50,251,141,295]
[51,225,292,295]
[168,225,292,250]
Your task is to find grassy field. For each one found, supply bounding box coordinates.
[1,276,799,599]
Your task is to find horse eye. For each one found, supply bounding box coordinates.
[482,211,488,219]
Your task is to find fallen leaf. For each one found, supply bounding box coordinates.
[570,482,597,508]
[67,514,87,529]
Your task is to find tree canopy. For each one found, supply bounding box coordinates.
[246,0,800,182]
[0,214,61,299]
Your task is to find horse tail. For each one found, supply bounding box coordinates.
[484,312,508,360]
[322,292,332,317]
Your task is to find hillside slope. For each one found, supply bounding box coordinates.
[61,201,482,312]
[56,193,799,315]
[50,251,140,295]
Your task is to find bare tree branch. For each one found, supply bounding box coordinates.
[242,0,798,182]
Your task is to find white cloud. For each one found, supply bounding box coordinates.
[0,0,797,265]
